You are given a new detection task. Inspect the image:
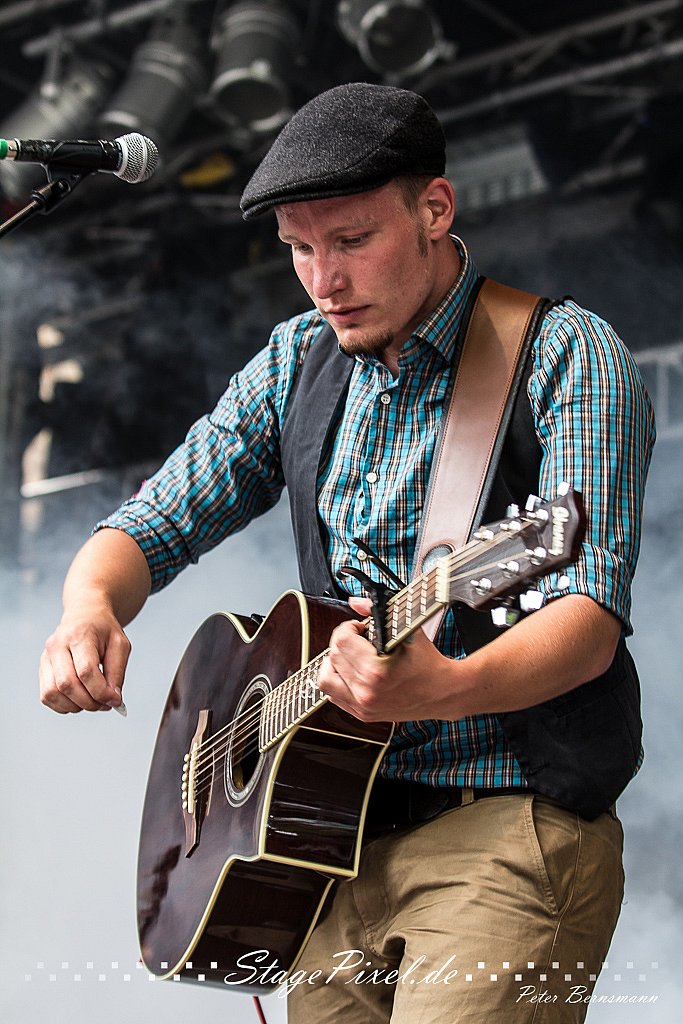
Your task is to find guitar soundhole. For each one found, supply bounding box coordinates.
[224,675,269,806]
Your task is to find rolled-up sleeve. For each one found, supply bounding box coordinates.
[530,300,656,633]
[95,312,320,592]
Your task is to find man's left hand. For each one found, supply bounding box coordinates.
[317,592,622,725]
[318,596,455,722]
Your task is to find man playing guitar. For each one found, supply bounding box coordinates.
[40,83,655,1022]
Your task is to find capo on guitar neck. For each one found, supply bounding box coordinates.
[337,539,406,655]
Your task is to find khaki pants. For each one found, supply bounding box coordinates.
[287,794,624,1023]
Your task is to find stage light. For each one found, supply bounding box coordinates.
[209,1,301,133]
[0,57,112,201]
[336,0,451,77]
[97,20,207,158]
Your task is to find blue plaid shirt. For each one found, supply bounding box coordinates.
[98,238,655,788]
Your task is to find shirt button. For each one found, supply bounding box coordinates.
[366,471,378,483]
[380,393,391,405]
[357,549,368,561]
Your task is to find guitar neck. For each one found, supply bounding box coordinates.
[366,563,450,652]
[259,562,450,751]
[259,486,585,752]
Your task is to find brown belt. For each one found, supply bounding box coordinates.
[364,776,531,837]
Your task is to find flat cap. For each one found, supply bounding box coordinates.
[240,82,446,219]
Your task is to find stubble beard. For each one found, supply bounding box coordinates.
[336,328,395,359]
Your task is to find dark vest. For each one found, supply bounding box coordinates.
[279,303,643,821]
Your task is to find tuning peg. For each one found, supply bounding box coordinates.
[525,494,542,512]
[519,589,545,613]
[470,577,492,597]
[491,606,521,628]
[505,502,520,519]
[524,546,548,566]
[500,518,522,533]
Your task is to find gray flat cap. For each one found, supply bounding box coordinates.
[240,82,446,219]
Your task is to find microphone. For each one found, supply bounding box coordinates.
[0,133,159,183]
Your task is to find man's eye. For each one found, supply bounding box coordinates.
[293,243,312,254]
[343,235,367,246]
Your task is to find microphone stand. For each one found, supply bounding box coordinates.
[0,167,87,239]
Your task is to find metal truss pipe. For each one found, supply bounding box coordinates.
[419,0,683,87]
[22,0,207,57]
[438,35,683,126]
[0,0,81,30]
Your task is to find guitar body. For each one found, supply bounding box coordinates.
[136,489,585,993]
[137,590,393,991]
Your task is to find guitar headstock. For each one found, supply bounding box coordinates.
[446,484,586,612]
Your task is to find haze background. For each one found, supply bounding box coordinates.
[2,190,682,1024]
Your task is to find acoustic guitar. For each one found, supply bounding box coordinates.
[137,486,584,992]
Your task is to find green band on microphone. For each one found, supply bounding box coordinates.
[0,140,8,160]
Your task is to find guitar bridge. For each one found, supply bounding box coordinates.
[181,709,212,857]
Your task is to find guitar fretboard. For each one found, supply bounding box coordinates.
[257,487,583,752]
[258,563,450,751]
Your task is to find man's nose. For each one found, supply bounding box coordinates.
[312,254,345,299]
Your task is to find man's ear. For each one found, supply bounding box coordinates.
[423,178,456,240]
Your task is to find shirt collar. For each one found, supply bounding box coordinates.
[401,235,478,367]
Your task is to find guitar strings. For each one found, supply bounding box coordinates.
[186,533,521,783]
[186,539,524,799]
[188,654,327,781]
[189,560,444,782]
[188,647,327,769]
[188,531,522,785]
[189,652,329,794]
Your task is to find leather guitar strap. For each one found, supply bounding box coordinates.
[413,277,547,642]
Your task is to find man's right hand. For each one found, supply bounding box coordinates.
[38,527,152,715]
[40,607,131,714]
